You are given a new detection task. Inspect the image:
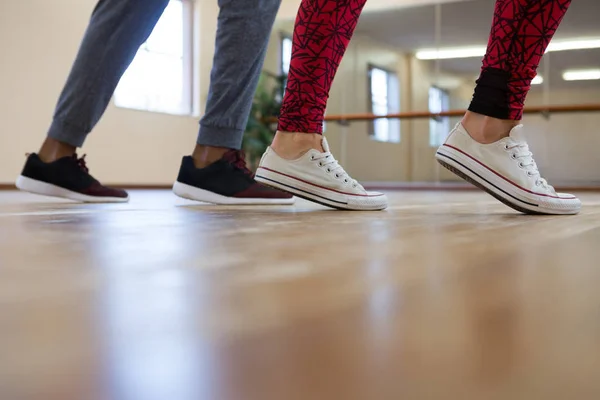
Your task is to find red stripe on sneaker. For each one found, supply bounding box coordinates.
[443,144,576,200]
[257,166,384,197]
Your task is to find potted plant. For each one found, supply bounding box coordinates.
[242,71,286,171]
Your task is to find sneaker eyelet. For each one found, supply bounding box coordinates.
[319,162,323,166]
[335,174,340,178]
[518,162,524,168]
[511,153,517,159]
[327,168,331,173]
[504,144,510,150]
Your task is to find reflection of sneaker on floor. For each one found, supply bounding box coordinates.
[16,153,129,203]
[172,149,294,205]
[435,123,581,215]
[255,138,388,211]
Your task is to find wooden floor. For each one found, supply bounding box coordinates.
[2,189,600,400]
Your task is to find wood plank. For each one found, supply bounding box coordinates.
[1,190,600,400]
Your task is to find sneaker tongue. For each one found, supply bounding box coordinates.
[508,124,527,143]
[221,149,238,161]
[222,150,252,174]
[222,149,241,163]
[321,137,330,153]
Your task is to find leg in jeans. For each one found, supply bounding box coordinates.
[436,0,580,215]
[19,0,291,204]
[173,0,293,205]
[196,0,282,150]
[46,0,170,152]
[18,0,169,202]
[255,0,388,211]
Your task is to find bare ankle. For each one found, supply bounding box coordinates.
[270,131,324,159]
[192,145,230,168]
[462,111,519,144]
[38,137,76,163]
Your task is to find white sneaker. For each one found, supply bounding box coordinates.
[255,138,388,210]
[435,123,581,215]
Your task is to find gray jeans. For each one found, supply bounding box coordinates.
[48,0,281,149]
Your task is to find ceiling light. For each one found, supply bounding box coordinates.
[531,75,543,85]
[415,46,485,60]
[562,69,600,81]
[415,37,600,60]
[547,38,600,52]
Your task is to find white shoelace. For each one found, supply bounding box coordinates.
[312,152,363,189]
[505,140,554,191]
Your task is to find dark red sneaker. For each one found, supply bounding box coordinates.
[16,153,129,203]
[173,150,295,205]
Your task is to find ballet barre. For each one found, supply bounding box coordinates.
[264,103,600,124]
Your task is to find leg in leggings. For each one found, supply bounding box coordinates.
[277,0,367,134]
[469,0,573,121]
[436,0,580,215]
[256,0,389,211]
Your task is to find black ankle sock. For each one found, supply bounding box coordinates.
[468,68,511,119]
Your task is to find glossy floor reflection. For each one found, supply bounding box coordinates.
[2,189,600,400]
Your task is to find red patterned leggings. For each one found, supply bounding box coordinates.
[278,0,573,134]
[469,0,572,120]
[277,0,367,134]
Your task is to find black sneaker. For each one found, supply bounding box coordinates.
[16,153,129,203]
[172,150,295,205]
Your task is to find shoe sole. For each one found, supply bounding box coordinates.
[435,146,580,215]
[172,181,295,205]
[255,168,387,211]
[16,175,129,203]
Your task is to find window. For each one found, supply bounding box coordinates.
[429,86,450,146]
[279,35,292,103]
[114,0,193,116]
[368,66,400,143]
[281,35,293,76]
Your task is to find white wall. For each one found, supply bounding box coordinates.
[325,35,412,182]
[438,80,600,186]
[276,0,474,19]
[406,58,467,183]
[516,87,600,186]
[264,23,486,184]
[268,21,412,182]
[0,2,419,186]
[2,1,598,186]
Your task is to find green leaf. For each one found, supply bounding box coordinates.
[242,71,286,172]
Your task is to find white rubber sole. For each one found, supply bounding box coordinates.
[172,181,295,205]
[15,175,129,203]
[255,167,388,211]
[435,145,581,215]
